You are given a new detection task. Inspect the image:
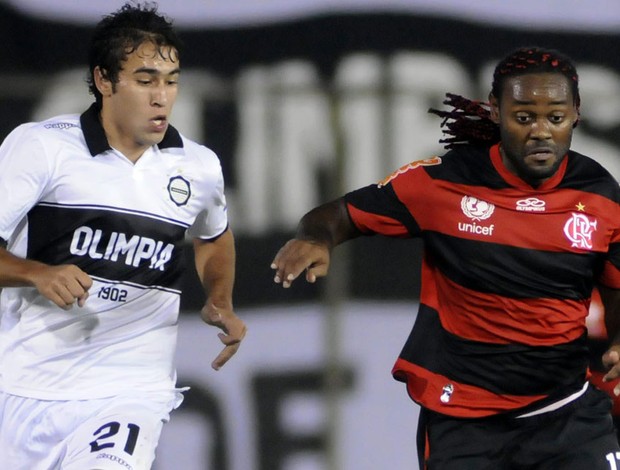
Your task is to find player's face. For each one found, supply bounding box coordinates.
[490,73,578,187]
[101,41,180,160]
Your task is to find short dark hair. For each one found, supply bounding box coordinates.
[429,47,580,149]
[86,2,183,105]
[491,47,580,107]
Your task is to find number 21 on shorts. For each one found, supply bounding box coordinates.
[89,421,140,455]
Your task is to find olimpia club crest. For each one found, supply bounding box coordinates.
[167,176,191,206]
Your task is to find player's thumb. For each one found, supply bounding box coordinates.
[77,291,89,308]
[306,265,328,283]
[201,304,222,325]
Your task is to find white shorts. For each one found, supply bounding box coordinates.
[0,390,184,470]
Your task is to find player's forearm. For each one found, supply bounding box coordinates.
[296,198,360,249]
[193,229,236,309]
[204,262,235,309]
[0,247,48,288]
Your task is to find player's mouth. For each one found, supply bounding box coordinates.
[150,116,168,132]
[525,146,556,165]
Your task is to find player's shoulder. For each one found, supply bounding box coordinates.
[30,113,80,130]
[179,134,216,155]
[396,145,488,174]
[566,149,616,177]
[177,133,222,168]
[563,149,620,200]
[379,145,488,187]
[1,114,80,153]
[17,113,81,141]
[1,122,37,144]
[378,155,443,187]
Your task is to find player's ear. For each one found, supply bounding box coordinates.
[489,93,500,124]
[572,108,580,129]
[94,66,113,97]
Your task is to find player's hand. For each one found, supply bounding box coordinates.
[271,239,330,288]
[30,264,93,310]
[201,302,247,371]
[602,346,620,396]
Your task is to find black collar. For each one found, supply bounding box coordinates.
[80,103,184,157]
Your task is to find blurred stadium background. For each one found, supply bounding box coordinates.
[2,1,620,468]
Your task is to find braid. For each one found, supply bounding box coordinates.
[429,47,580,150]
[428,93,500,149]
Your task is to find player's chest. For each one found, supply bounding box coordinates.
[45,154,207,224]
[422,187,614,253]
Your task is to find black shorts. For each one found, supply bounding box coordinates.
[419,385,620,470]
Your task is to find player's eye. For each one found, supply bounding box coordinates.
[515,114,531,124]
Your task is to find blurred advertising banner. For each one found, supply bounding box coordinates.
[3,2,620,239]
[5,0,620,30]
[156,302,420,470]
[2,0,620,305]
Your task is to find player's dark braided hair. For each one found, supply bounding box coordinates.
[428,94,499,149]
[428,47,580,149]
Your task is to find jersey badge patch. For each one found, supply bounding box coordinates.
[461,196,494,221]
[458,196,495,236]
[377,156,442,187]
[167,175,191,206]
[563,212,597,250]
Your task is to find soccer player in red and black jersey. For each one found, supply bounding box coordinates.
[271,47,620,469]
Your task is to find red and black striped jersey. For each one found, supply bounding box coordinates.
[344,143,620,418]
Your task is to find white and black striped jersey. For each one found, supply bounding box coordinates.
[0,103,228,399]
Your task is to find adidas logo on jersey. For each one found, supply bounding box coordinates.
[69,226,175,271]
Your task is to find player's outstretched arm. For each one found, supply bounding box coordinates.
[0,247,92,310]
[271,198,360,288]
[193,229,247,370]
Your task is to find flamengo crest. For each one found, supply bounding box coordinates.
[563,213,597,250]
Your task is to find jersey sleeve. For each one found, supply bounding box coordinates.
[343,157,444,237]
[344,182,421,238]
[0,124,52,241]
[186,148,229,240]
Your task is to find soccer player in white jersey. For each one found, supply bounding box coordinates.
[0,3,247,469]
